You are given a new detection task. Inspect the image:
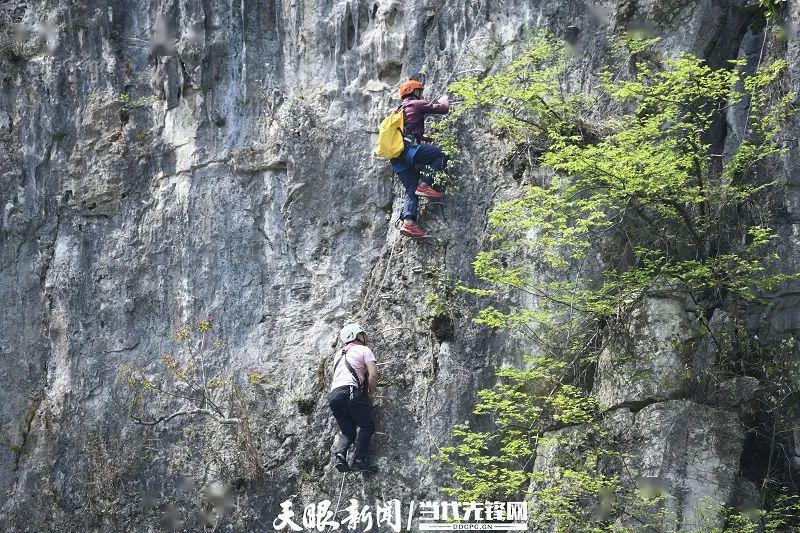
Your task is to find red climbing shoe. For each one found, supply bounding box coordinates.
[399,221,426,239]
[415,184,444,199]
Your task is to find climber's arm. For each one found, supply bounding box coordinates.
[365,361,378,397]
[419,97,449,116]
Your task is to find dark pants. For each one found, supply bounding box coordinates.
[328,386,375,462]
[391,144,447,221]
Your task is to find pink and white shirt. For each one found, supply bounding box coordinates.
[330,344,376,391]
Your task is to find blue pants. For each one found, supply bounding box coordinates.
[391,144,447,221]
[328,386,375,462]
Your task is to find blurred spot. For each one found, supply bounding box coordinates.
[176,473,195,494]
[740,506,762,520]
[162,502,184,530]
[624,22,657,39]
[150,15,176,56]
[12,23,30,42]
[186,23,203,47]
[593,485,617,521]
[636,476,670,499]
[587,3,610,26]
[199,507,218,527]
[206,481,234,515]
[776,20,797,42]
[34,21,59,55]
[142,489,159,510]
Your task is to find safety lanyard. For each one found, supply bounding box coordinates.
[333,346,362,392]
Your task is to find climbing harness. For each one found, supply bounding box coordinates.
[332,346,367,397]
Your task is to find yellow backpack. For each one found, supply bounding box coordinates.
[373,106,405,160]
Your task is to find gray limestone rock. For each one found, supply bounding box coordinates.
[603,401,744,531]
[595,295,699,410]
[0,0,796,531]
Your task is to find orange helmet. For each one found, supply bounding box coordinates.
[399,80,424,98]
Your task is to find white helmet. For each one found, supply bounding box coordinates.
[339,323,365,344]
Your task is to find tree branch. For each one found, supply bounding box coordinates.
[130,408,239,427]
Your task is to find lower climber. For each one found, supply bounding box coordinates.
[328,323,378,472]
[391,79,450,239]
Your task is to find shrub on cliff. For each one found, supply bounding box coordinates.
[437,32,799,531]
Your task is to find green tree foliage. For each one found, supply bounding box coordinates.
[449,34,595,150]
[438,356,594,500]
[759,0,785,21]
[436,32,799,531]
[471,37,795,338]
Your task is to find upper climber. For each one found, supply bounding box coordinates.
[390,79,450,239]
[328,323,378,472]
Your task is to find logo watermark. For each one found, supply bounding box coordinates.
[272,499,528,531]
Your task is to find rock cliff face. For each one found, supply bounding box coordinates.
[0,0,798,531]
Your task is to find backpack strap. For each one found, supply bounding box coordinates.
[399,100,410,140]
[333,346,363,391]
[399,100,419,146]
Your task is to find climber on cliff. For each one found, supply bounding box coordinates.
[391,79,450,239]
[328,323,378,472]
